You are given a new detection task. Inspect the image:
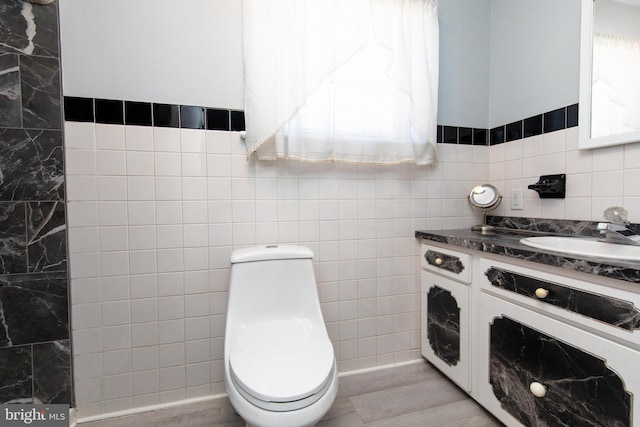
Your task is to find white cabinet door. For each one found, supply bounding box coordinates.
[421,271,470,391]
[476,293,639,427]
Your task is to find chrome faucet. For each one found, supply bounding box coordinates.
[597,206,640,245]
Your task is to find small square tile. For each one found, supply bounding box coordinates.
[206,109,230,131]
[524,114,543,138]
[125,125,154,151]
[95,99,124,125]
[443,126,457,144]
[230,111,245,131]
[64,122,96,149]
[180,106,205,129]
[505,121,522,142]
[125,101,152,126]
[95,124,125,150]
[153,104,180,128]
[490,126,505,145]
[436,125,443,143]
[544,107,566,133]
[458,127,472,145]
[64,97,94,122]
[567,103,579,128]
[473,129,488,146]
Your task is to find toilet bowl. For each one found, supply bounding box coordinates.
[224,245,338,427]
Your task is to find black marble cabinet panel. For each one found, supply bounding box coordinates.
[490,316,631,427]
[425,250,465,275]
[486,267,640,331]
[0,128,64,201]
[0,272,69,347]
[427,286,460,366]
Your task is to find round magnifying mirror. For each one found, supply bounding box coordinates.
[468,184,502,233]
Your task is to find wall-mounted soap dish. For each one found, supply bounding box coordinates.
[528,174,566,199]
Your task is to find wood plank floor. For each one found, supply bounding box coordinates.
[79,361,503,427]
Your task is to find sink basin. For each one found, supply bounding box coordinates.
[520,236,640,261]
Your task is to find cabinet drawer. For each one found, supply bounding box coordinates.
[478,257,640,348]
[421,244,471,283]
[477,294,639,427]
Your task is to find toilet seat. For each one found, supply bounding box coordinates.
[229,319,335,412]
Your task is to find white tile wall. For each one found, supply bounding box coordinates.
[66,122,479,418]
[491,127,640,223]
[70,119,639,418]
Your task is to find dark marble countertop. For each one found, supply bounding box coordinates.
[415,228,640,284]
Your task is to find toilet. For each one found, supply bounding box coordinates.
[224,245,338,427]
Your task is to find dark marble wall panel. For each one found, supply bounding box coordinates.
[0,128,64,201]
[0,272,68,348]
[0,202,27,275]
[0,2,34,54]
[0,1,59,57]
[28,1,60,58]
[0,0,70,407]
[0,54,22,128]
[33,340,71,404]
[27,201,66,272]
[20,55,61,130]
[0,346,33,403]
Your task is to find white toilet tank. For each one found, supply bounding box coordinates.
[227,245,324,329]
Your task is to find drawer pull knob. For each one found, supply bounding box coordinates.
[535,288,549,299]
[529,381,547,398]
[434,258,443,266]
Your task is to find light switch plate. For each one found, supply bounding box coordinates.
[511,188,523,210]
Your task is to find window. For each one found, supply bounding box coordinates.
[243,0,439,165]
[591,33,640,138]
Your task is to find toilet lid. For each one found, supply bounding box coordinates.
[229,319,335,403]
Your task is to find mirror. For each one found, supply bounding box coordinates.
[468,184,502,233]
[579,0,640,149]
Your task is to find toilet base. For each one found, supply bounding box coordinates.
[225,361,338,427]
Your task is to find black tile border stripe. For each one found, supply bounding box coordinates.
[63,96,246,132]
[437,103,578,146]
[65,97,575,142]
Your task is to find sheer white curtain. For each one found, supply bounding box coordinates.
[243,0,439,165]
[591,33,640,138]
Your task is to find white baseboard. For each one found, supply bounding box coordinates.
[69,408,76,427]
[337,358,423,378]
[76,358,425,425]
[76,393,227,424]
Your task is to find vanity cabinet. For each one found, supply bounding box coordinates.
[420,244,471,391]
[419,240,640,426]
[475,257,640,426]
